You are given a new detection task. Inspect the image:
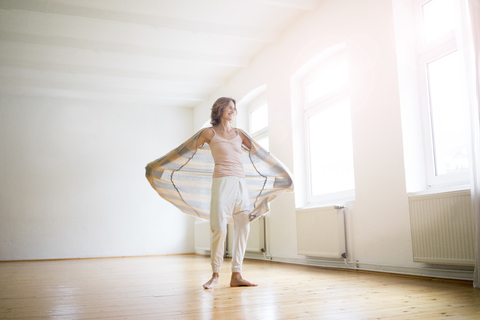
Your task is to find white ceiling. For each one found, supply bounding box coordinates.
[0,0,322,108]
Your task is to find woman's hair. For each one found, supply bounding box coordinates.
[210,97,237,126]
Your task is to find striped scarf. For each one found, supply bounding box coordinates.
[145,128,294,222]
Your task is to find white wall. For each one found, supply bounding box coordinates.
[194,0,470,278]
[0,96,195,260]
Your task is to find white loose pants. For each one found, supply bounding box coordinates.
[210,176,250,273]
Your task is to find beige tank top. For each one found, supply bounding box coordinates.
[209,128,245,178]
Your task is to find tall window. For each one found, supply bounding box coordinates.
[303,53,355,203]
[416,0,469,188]
[249,95,269,151]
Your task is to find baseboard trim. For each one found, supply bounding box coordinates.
[0,252,196,263]
[244,254,474,282]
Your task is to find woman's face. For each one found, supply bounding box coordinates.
[221,100,236,122]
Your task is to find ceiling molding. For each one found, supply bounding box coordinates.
[0,32,250,67]
[0,76,208,102]
[0,85,200,106]
[0,58,225,86]
[0,65,217,92]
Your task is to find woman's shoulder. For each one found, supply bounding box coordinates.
[200,127,215,138]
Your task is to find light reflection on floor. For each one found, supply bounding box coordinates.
[1,255,479,319]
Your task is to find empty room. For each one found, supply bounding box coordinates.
[1,0,480,319]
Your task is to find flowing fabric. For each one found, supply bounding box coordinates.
[145,128,294,222]
[458,0,480,287]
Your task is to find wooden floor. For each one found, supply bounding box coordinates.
[1,255,480,319]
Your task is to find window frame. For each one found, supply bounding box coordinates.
[302,53,348,110]
[301,52,355,205]
[248,93,269,150]
[414,0,470,189]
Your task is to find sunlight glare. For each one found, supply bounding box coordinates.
[427,50,469,175]
[307,62,348,103]
[308,99,355,196]
[251,103,268,133]
[422,0,455,42]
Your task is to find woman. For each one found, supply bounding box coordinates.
[195,97,256,289]
[145,97,293,289]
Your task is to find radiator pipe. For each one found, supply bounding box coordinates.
[335,205,348,269]
[262,215,267,259]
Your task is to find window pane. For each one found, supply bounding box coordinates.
[422,0,455,43]
[257,136,269,151]
[307,62,348,103]
[427,51,469,175]
[308,99,355,196]
[250,103,268,133]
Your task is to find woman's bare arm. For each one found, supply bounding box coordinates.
[239,131,252,149]
[195,128,214,148]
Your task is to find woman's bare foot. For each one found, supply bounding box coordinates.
[203,273,220,289]
[230,272,258,287]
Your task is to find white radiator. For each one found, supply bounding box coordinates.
[245,217,265,252]
[227,217,265,254]
[194,220,212,253]
[296,206,346,259]
[409,190,475,266]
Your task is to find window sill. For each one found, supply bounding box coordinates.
[296,204,348,212]
[408,184,471,198]
[299,197,354,210]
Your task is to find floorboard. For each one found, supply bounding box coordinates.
[1,255,479,319]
